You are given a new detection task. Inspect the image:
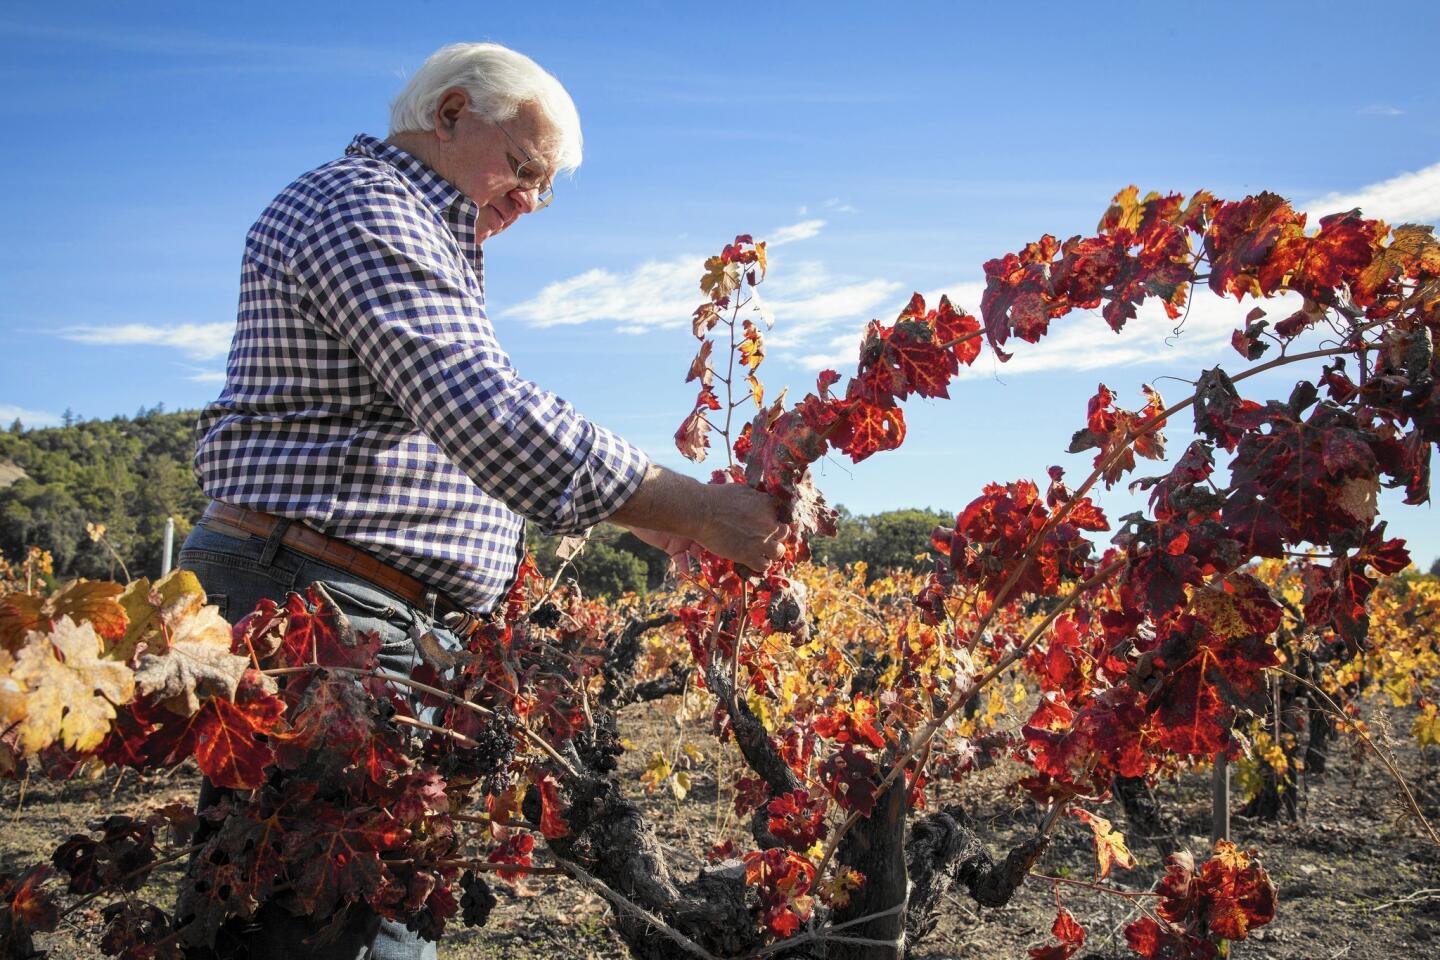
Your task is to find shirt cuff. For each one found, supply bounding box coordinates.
[541,422,650,535]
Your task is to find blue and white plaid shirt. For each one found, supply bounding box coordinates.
[194,134,649,613]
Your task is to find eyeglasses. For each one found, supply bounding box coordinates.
[491,117,554,210]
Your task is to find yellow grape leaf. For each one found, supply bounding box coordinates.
[747,374,764,409]
[1099,185,1144,234]
[0,649,26,725]
[739,319,765,371]
[1211,839,1250,872]
[670,770,692,801]
[116,569,209,661]
[754,240,768,279]
[984,686,1006,724]
[746,690,773,732]
[700,257,741,301]
[817,868,863,909]
[133,602,250,716]
[12,617,135,754]
[640,752,672,793]
[1073,808,1136,879]
[1414,702,1440,747]
[0,580,128,653]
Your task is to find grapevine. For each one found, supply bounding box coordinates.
[1,186,1439,959]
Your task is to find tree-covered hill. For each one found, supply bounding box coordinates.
[0,408,206,581]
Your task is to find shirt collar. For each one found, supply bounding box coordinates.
[345,134,484,269]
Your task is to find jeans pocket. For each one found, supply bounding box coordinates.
[305,578,415,652]
[310,579,399,620]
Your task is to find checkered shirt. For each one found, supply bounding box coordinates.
[194,134,649,613]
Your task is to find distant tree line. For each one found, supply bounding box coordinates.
[0,407,206,581]
[1,410,962,596]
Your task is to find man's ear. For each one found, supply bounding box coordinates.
[433,88,470,142]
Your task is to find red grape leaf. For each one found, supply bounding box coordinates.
[818,744,877,817]
[146,670,288,789]
[1028,906,1085,959]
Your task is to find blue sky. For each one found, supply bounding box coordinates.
[4,1,1440,562]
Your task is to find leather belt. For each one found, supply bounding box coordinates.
[200,501,469,618]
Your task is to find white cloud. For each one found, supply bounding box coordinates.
[504,256,705,331]
[768,219,826,246]
[1358,104,1404,116]
[502,239,901,361]
[763,277,907,348]
[0,404,62,428]
[59,322,235,360]
[187,370,227,384]
[1305,160,1440,224]
[823,198,857,214]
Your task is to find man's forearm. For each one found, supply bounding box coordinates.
[606,464,710,542]
[605,463,787,573]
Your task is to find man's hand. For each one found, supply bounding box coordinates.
[690,482,790,573]
[609,465,788,574]
[624,525,699,570]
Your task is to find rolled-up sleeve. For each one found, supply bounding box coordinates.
[289,181,649,534]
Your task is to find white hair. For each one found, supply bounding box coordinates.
[389,43,582,173]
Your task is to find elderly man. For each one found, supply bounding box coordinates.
[179,42,785,959]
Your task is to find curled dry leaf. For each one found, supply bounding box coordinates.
[114,569,211,661]
[133,602,251,716]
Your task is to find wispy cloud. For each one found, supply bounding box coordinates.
[769,219,826,246]
[504,216,900,354]
[59,323,234,361]
[822,198,857,214]
[504,256,703,331]
[1305,160,1440,224]
[186,369,227,385]
[1358,104,1404,116]
[0,404,61,428]
[502,246,902,355]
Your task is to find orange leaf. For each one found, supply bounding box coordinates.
[1073,808,1136,878]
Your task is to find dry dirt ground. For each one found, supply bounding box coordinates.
[2,700,1436,960]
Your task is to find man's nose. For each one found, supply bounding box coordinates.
[508,186,540,215]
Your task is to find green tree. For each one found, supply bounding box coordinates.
[527,522,668,599]
[0,409,207,580]
[812,506,952,579]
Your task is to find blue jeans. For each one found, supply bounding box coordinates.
[178,519,452,960]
